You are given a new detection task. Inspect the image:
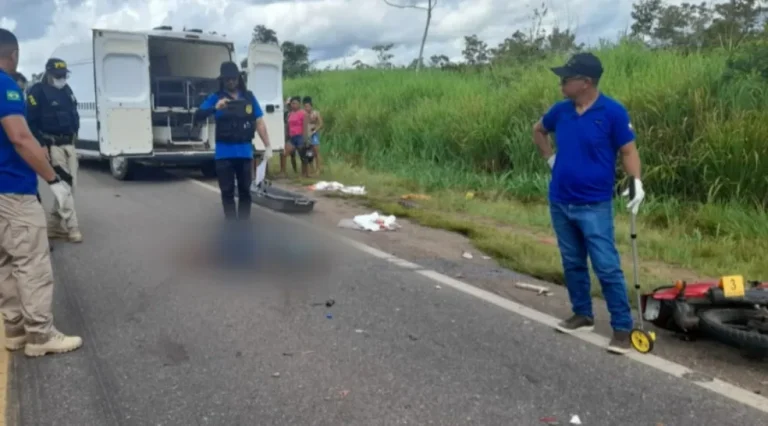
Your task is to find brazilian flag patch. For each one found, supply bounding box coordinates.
[6,90,21,101]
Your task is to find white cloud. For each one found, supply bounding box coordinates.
[0,17,17,32]
[5,0,711,75]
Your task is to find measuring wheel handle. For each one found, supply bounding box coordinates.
[630,328,657,354]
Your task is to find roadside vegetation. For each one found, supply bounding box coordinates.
[270,0,768,296]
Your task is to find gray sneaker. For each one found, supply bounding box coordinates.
[555,315,595,334]
[607,331,632,355]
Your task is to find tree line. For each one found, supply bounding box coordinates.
[248,0,768,78]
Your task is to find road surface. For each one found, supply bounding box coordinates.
[7,165,768,426]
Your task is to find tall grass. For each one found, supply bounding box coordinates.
[286,40,768,241]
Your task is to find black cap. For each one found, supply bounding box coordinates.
[551,52,603,80]
[11,72,26,84]
[219,61,240,79]
[45,58,69,78]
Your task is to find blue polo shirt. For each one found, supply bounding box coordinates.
[199,91,264,160]
[542,93,635,204]
[0,70,36,195]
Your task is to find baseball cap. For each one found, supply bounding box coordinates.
[551,52,603,80]
[219,61,240,79]
[45,58,69,78]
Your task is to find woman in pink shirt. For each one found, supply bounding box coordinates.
[280,96,309,176]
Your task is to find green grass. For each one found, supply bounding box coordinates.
[280,40,768,295]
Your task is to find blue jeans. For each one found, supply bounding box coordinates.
[549,201,633,332]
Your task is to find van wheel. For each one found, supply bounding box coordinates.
[110,157,134,181]
[200,161,217,178]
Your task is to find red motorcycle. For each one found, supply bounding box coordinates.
[640,277,768,356]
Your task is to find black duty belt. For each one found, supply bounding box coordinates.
[41,133,74,146]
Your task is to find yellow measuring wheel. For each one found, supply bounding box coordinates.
[628,177,656,354]
[630,328,656,354]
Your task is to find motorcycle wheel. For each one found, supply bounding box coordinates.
[699,308,768,356]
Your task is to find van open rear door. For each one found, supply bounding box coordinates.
[92,29,153,156]
[246,43,285,152]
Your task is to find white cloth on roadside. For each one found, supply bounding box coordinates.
[311,180,366,195]
[352,212,398,231]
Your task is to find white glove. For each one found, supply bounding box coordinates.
[264,145,273,161]
[547,154,556,169]
[49,180,74,220]
[621,178,645,215]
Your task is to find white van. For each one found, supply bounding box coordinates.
[50,26,285,180]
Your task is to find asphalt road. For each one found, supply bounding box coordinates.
[7,165,768,426]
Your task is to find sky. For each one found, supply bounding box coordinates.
[0,0,695,75]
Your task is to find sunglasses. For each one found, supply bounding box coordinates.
[560,75,589,85]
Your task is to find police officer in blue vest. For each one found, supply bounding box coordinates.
[26,58,82,243]
[195,61,273,220]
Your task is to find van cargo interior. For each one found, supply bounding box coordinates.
[148,36,231,146]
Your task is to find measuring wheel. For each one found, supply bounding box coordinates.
[630,328,657,354]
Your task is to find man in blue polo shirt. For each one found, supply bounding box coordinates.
[532,52,645,354]
[0,28,82,357]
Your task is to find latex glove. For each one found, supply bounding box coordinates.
[547,154,556,169]
[621,178,645,215]
[49,180,74,220]
[264,145,273,161]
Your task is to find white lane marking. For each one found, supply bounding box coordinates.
[188,178,768,415]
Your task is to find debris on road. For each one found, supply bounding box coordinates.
[462,251,473,259]
[539,416,559,424]
[355,329,365,333]
[326,313,333,319]
[283,351,315,357]
[482,255,491,260]
[435,285,441,289]
[356,212,399,231]
[309,180,366,195]
[515,282,552,296]
[338,212,400,232]
[569,414,582,425]
[311,299,336,308]
[339,389,350,399]
[272,372,281,378]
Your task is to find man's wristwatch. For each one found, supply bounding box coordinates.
[47,176,61,185]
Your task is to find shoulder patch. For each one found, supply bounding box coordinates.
[6,89,21,101]
[245,104,253,114]
[27,94,37,106]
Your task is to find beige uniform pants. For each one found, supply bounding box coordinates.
[48,144,80,232]
[0,195,54,335]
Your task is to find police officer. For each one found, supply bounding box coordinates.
[11,71,26,93]
[195,61,273,220]
[26,57,82,243]
[0,28,83,357]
